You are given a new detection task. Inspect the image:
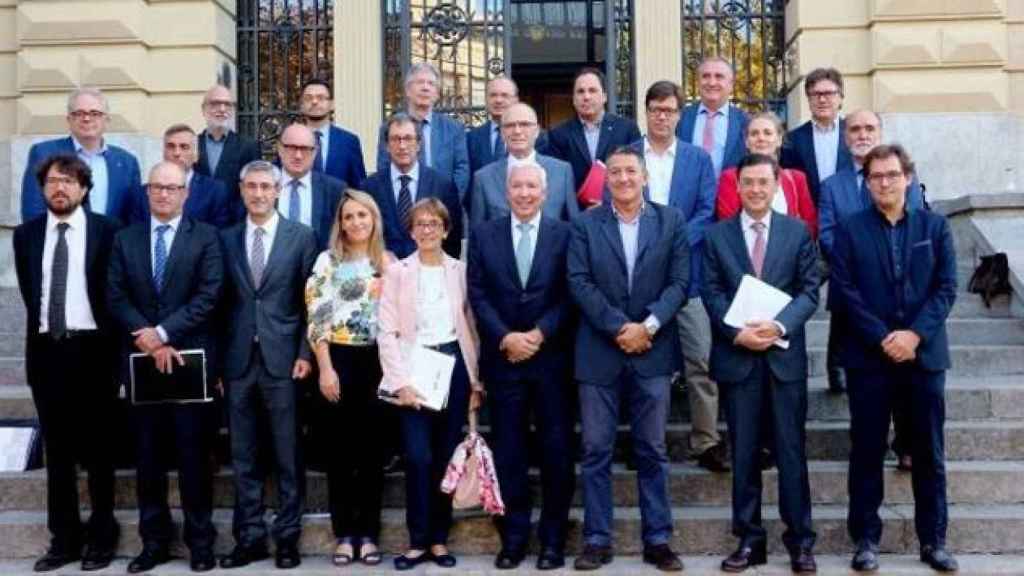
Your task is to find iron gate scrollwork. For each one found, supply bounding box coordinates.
[237,0,334,156]
[383,0,510,128]
[680,0,788,119]
[607,0,635,119]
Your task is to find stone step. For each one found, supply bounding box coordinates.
[805,345,1024,378]
[2,554,1023,575]
[805,318,1024,346]
[811,292,1013,319]
[2,461,1021,513]
[1,504,1022,557]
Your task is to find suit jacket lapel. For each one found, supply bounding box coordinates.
[635,205,657,267]
[869,213,894,285]
[668,147,691,208]
[233,224,255,293]
[727,216,755,276]
[569,118,591,163]
[84,212,101,276]
[760,212,785,281]
[260,218,294,290]
[500,217,522,290]
[600,209,628,276]
[311,173,325,236]
[800,125,820,183]
[161,217,191,288]
[28,220,46,313]
[216,132,240,180]
[137,225,158,300]
[595,116,615,161]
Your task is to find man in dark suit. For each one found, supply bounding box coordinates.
[568,147,687,572]
[195,84,262,215]
[299,78,367,187]
[701,153,820,573]
[218,160,318,570]
[470,102,578,230]
[363,112,462,258]
[13,154,121,573]
[676,57,749,177]
[781,67,854,204]
[131,124,236,227]
[831,145,959,573]
[376,62,470,198]
[275,123,346,251]
[467,162,574,571]
[107,161,222,573]
[635,80,727,472]
[466,76,517,206]
[545,67,642,200]
[21,87,142,223]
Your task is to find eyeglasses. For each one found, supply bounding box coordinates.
[413,220,443,231]
[147,184,186,195]
[204,100,235,109]
[388,135,418,145]
[867,170,905,185]
[45,176,79,187]
[808,90,840,100]
[69,110,106,120]
[646,106,679,118]
[281,143,316,154]
[242,181,277,192]
[302,94,330,103]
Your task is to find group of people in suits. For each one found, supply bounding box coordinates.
[13,55,959,576]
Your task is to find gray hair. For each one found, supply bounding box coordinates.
[385,112,423,142]
[507,160,547,190]
[239,160,282,186]
[67,87,109,114]
[404,62,440,87]
[698,56,736,79]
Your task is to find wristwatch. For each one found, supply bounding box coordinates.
[643,316,660,336]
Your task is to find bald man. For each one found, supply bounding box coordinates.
[196,85,261,216]
[275,122,346,251]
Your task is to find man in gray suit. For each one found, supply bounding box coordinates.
[217,160,318,571]
[470,103,578,230]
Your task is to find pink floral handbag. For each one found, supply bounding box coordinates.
[441,411,505,515]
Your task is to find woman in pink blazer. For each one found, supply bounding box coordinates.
[377,197,482,571]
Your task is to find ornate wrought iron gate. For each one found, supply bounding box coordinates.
[237,0,334,155]
[680,0,788,118]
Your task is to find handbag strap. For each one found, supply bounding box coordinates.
[468,408,478,434]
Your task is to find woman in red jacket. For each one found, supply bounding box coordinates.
[717,112,818,239]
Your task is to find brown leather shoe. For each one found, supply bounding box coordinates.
[790,548,817,573]
[696,442,731,472]
[642,544,684,572]
[574,545,613,571]
[721,544,767,573]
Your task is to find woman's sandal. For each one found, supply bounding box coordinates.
[332,541,355,566]
[360,542,383,566]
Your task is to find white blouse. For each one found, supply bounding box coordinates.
[415,265,456,346]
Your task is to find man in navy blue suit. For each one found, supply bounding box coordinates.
[781,67,853,204]
[466,77,517,208]
[195,84,261,216]
[702,153,819,574]
[275,123,345,251]
[568,147,687,572]
[545,68,642,200]
[363,113,462,259]
[376,63,470,199]
[299,78,367,188]
[22,87,142,223]
[676,57,749,178]
[467,162,573,571]
[130,124,236,227]
[831,145,959,573]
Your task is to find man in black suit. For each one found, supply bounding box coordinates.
[467,162,573,571]
[831,145,959,573]
[702,154,819,574]
[544,67,641,202]
[13,154,121,573]
[218,160,318,570]
[107,161,222,573]
[362,112,462,258]
[195,84,261,214]
[276,122,345,251]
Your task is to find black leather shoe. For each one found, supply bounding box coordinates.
[721,544,767,572]
[574,544,614,570]
[695,442,731,472]
[790,548,817,573]
[921,546,959,572]
[219,545,270,569]
[190,549,216,572]
[827,368,847,394]
[851,543,879,572]
[394,551,432,571]
[433,552,457,567]
[536,547,566,570]
[275,544,301,569]
[127,547,169,574]
[643,543,684,572]
[33,548,80,572]
[80,544,114,571]
[495,549,524,569]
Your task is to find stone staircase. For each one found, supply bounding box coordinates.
[0,252,1021,573]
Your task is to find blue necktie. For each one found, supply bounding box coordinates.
[314,130,324,172]
[288,180,301,222]
[153,224,170,293]
[493,125,506,158]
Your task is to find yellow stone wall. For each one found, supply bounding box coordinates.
[0,0,17,138]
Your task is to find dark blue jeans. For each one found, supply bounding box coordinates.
[579,368,672,548]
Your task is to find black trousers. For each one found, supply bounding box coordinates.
[488,372,574,552]
[723,358,815,553]
[316,344,384,543]
[133,401,215,552]
[847,365,948,548]
[398,342,469,549]
[30,332,118,553]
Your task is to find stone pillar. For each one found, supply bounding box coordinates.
[335,1,383,172]
[633,0,683,130]
[786,0,1022,200]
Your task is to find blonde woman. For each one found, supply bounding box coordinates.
[305,190,393,566]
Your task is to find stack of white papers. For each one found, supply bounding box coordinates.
[724,275,792,350]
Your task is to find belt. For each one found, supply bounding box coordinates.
[423,340,458,355]
[45,329,99,342]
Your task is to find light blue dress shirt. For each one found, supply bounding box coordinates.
[73,137,109,215]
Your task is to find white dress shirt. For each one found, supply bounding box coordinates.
[151,214,182,343]
[643,136,676,206]
[506,149,538,173]
[246,210,281,268]
[391,162,421,204]
[72,137,110,215]
[812,118,840,182]
[39,206,96,333]
[582,112,604,161]
[611,201,661,334]
[278,171,314,227]
[511,210,542,270]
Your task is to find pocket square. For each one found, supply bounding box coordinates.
[912,240,933,248]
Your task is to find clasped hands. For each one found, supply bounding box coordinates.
[500,328,545,363]
[882,330,920,363]
[132,326,182,374]
[733,320,783,352]
[617,323,652,355]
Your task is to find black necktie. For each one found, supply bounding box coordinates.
[314,130,324,172]
[48,222,70,340]
[398,175,413,225]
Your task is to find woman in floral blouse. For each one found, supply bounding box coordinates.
[305,190,394,566]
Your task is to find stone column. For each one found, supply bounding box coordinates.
[335,1,383,172]
[633,0,683,130]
